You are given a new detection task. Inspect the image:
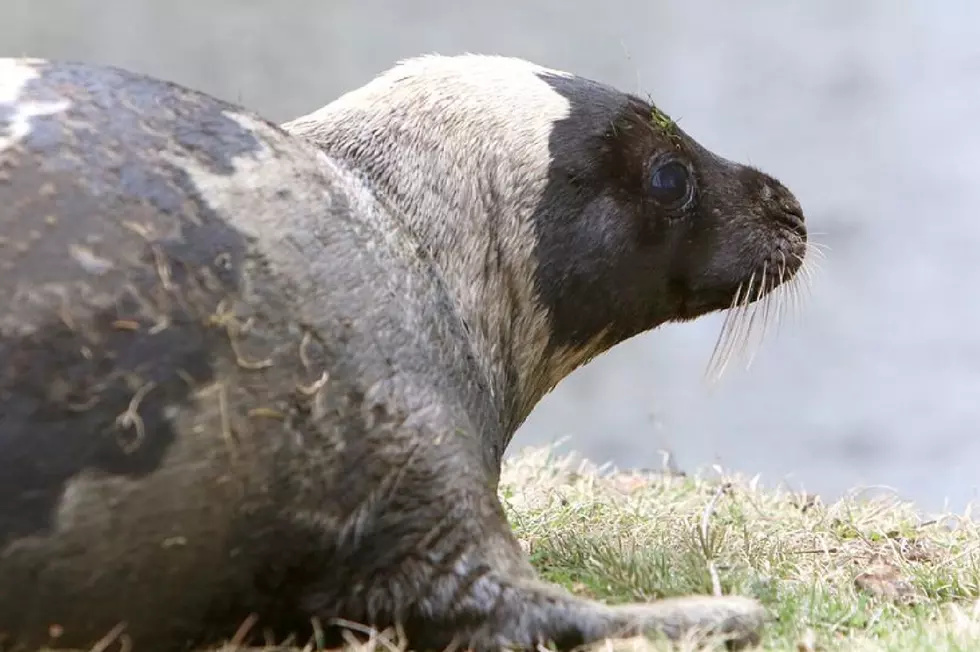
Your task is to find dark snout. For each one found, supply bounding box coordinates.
[668,152,809,319]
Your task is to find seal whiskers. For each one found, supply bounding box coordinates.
[706,230,816,380]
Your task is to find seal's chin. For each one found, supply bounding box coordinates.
[675,236,808,323]
[672,292,740,322]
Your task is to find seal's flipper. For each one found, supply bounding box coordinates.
[399,573,767,651]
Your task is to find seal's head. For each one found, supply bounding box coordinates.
[284,54,809,429]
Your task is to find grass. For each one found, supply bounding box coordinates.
[54,445,980,652]
[495,444,980,651]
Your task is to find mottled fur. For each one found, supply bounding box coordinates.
[0,54,806,651]
[284,56,583,433]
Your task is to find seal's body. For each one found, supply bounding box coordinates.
[0,55,806,651]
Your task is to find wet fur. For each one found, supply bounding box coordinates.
[0,54,805,651]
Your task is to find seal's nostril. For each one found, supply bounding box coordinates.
[774,199,805,234]
[772,210,805,238]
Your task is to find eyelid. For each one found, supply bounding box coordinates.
[647,157,698,213]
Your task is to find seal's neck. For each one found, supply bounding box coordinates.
[283,55,596,439]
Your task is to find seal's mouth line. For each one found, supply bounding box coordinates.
[704,236,818,383]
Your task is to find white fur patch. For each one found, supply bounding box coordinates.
[69,244,115,275]
[0,58,71,152]
[283,54,599,425]
[161,111,282,204]
[159,110,329,231]
[157,108,346,291]
[54,471,134,532]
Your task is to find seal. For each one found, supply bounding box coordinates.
[0,54,807,652]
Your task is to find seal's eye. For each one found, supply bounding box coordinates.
[649,161,692,207]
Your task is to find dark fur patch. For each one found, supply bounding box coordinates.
[0,61,259,546]
[530,71,805,355]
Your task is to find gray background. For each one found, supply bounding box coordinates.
[4,1,979,513]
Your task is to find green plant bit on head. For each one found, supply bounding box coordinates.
[650,105,682,148]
